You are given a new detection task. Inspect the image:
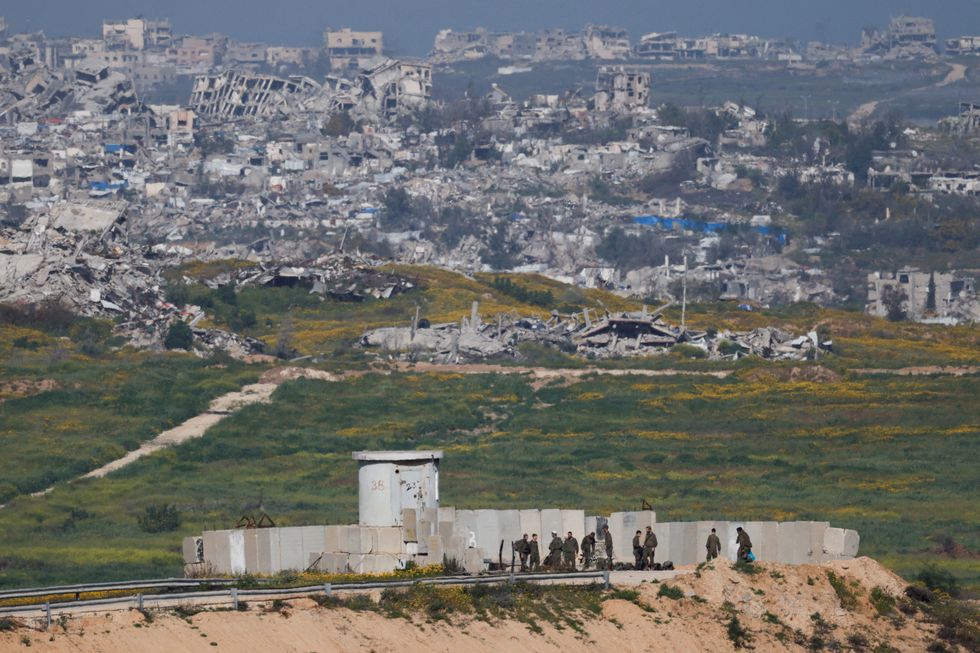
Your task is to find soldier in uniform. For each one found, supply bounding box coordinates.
[643,526,658,569]
[705,528,721,562]
[529,533,541,571]
[516,533,531,571]
[736,527,753,562]
[562,531,579,571]
[548,531,563,569]
[632,530,644,569]
[603,525,614,568]
[581,532,596,568]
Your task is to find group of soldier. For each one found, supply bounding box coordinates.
[513,524,754,572]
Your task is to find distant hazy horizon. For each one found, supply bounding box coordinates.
[6,1,980,55]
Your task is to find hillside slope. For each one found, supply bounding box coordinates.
[4,558,975,652]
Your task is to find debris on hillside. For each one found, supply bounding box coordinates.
[359,301,830,363]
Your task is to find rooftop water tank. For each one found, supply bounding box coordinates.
[352,450,442,526]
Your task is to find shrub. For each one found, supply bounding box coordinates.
[916,564,960,598]
[164,322,194,350]
[136,504,181,533]
[869,586,896,616]
[827,571,858,610]
[727,615,753,648]
[657,583,684,600]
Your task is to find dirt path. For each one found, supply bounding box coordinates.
[852,365,979,376]
[849,62,966,125]
[938,62,967,87]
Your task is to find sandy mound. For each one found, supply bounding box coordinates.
[0,558,951,652]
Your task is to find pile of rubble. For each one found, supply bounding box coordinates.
[359,302,830,363]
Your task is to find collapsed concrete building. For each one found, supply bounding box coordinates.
[189,71,320,119]
[583,24,632,60]
[593,67,651,112]
[185,450,860,576]
[861,16,938,59]
[359,301,829,362]
[946,36,980,57]
[938,102,980,136]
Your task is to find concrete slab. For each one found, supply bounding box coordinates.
[823,527,848,560]
[842,530,860,558]
[712,522,732,562]
[610,512,656,565]
[378,527,403,554]
[438,506,456,523]
[254,527,280,574]
[421,507,438,526]
[777,522,806,564]
[475,509,502,556]
[667,522,698,566]
[227,529,245,575]
[359,527,378,554]
[447,535,467,565]
[203,530,233,575]
[560,509,586,541]
[695,521,718,565]
[725,522,742,561]
[650,522,670,565]
[427,535,444,564]
[182,536,199,565]
[346,526,362,554]
[755,522,779,562]
[464,547,485,574]
[402,509,417,542]
[808,522,830,563]
[438,521,455,541]
[324,525,343,553]
[243,530,259,572]
[540,509,563,541]
[519,509,542,540]
[455,510,478,545]
[279,527,306,571]
[585,516,598,538]
[300,526,326,567]
[498,509,521,548]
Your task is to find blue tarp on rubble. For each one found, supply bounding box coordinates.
[633,215,787,243]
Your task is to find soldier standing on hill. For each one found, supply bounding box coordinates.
[516,533,531,571]
[643,526,658,569]
[705,528,721,562]
[529,533,541,571]
[581,532,596,568]
[563,531,579,571]
[548,531,563,569]
[603,525,614,568]
[632,530,644,569]
[736,526,753,562]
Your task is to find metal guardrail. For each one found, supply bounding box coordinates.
[0,578,240,601]
[0,570,609,625]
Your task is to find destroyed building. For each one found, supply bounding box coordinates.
[582,24,632,60]
[866,268,978,323]
[324,28,383,71]
[189,70,320,118]
[861,16,938,58]
[594,67,650,112]
[186,450,860,576]
[102,18,173,52]
[945,36,980,57]
[939,102,980,136]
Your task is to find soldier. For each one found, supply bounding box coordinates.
[581,532,596,569]
[516,533,531,571]
[643,525,658,569]
[705,528,721,562]
[562,531,579,571]
[736,526,753,562]
[548,531,563,569]
[529,533,541,571]
[603,525,614,568]
[632,530,644,569]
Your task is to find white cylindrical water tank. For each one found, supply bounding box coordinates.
[352,450,443,526]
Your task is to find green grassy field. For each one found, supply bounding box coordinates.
[0,268,977,595]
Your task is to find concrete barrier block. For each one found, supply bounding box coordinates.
[427,535,444,563]
[438,521,455,541]
[475,509,502,555]
[650,523,671,564]
[540,509,563,541]
[359,527,379,553]
[300,526,326,566]
[725,523,743,561]
[254,527,280,574]
[667,522,698,566]
[345,525,361,554]
[438,507,456,523]
[324,525,343,552]
[228,529,246,575]
[421,507,438,526]
[243,530,259,571]
[560,509,586,541]
[373,555,398,574]
[446,535,467,565]
[454,510,478,543]
[694,522,716,564]
[203,530,233,575]
[776,522,805,564]
[498,509,521,547]
[378,527,403,554]
[823,527,847,560]
[464,547,485,574]
[182,536,200,564]
[753,522,779,562]
[279,527,306,571]
[610,512,657,564]
[519,509,542,540]
[585,516,598,538]
[842,530,860,558]
[402,509,417,541]
[808,522,830,562]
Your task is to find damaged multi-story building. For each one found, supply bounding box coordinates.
[189,70,320,119]
[593,67,651,112]
[945,35,980,56]
[102,18,173,52]
[866,269,978,323]
[324,28,383,72]
[861,16,938,59]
